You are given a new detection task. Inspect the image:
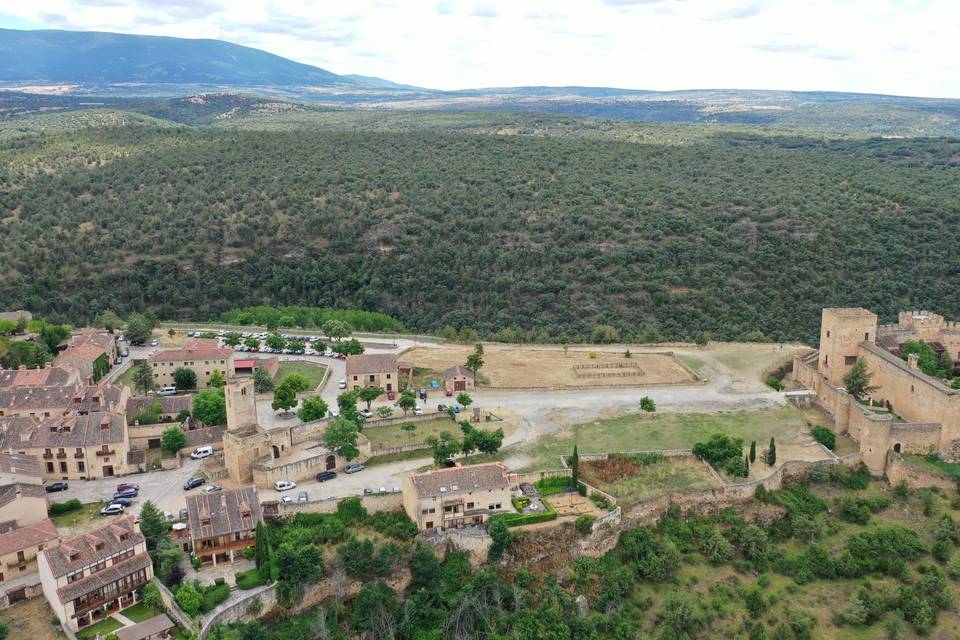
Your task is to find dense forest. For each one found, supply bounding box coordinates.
[0,116,958,343]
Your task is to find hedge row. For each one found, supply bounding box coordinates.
[490,499,557,528]
[49,499,82,516]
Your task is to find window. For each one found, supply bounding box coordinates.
[353,376,358,381]
[467,502,474,509]
[425,521,433,529]
[59,462,67,473]
[95,542,104,551]
[386,374,391,379]
[844,356,857,365]
[77,462,85,472]
[826,330,831,338]
[119,533,128,542]
[46,462,54,473]
[90,561,106,573]
[865,332,870,341]
[824,354,829,366]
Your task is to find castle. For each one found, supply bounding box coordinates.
[221,378,370,488]
[792,309,960,475]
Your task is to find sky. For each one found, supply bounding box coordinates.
[0,0,957,98]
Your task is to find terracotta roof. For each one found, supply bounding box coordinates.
[54,332,115,369]
[345,353,398,377]
[0,518,57,556]
[443,365,475,380]
[0,383,78,412]
[187,486,262,542]
[0,453,43,480]
[42,516,143,578]
[71,382,125,414]
[0,483,46,509]
[185,426,226,449]
[234,359,255,369]
[126,395,192,419]
[148,338,233,363]
[115,614,175,640]
[1,412,126,449]
[409,463,511,499]
[0,366,78,389]
[56,552,151,603]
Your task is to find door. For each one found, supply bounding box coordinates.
[102,465,114,477]
[6,587,26,604]
[455,380,466,391]
[325,455,336,470]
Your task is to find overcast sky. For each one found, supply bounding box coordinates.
[0,0,956,98]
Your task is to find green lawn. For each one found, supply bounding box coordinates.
[517,405,810,470]
[678,354,706,373]
[364,417,463,449]
[275,361,327,390]
[905,453,960,480]
[50,501,107,528]
[121,603,162,623]
[76,617,123,640]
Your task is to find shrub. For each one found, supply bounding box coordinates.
[511,496,531,511]
[335,497,368,526]
[765,375,784,391]
[199,582,231,613]
[236,569,269,590]
[242,546,255,560]
[49,499,82,516]
[810,425,835,450]
[575,515,597,535]
[534,476,575,496]
[368,511,418,540]
[491,499,557,527]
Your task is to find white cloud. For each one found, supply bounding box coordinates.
[0,0,957,98]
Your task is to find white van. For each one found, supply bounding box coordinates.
[190,446,213,460]
[159,386,177,396]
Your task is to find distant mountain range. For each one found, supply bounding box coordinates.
[1,28,959,136]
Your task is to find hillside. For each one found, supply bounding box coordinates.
[0,28,372,87]
[0,114,957,343]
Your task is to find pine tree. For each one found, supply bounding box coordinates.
[749,440,757,463]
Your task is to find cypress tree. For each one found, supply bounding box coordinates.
[749,440,756,463]
[572,445,580,487]
[767,438,777,466]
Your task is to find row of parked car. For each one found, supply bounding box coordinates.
[99,482,140,516]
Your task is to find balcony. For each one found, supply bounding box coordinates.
[56,452,67,459]
[72,577,148,617]
[5,560,28,571]
[42,453,53,460]
[194,537,256,557]
[74,452,84,459]
[95,449,116,457]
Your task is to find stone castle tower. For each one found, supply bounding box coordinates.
[225,377,257,432]
[818,308,878,387]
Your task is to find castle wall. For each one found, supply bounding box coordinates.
[818,308,878,388]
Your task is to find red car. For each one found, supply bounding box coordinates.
[387,390,396,400]
[116,483,140,492]
[335,353,347,360]
[445,389,453,397]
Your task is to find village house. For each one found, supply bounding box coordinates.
[0,412,130,479]
[53,331,117,382]
[148,338,235,389]
[0,365,80,389]
[443,365,476,393]
[345,353,413,392]
[0,453,43,486]
[0,515,59,608]
[0,482,48,526]
[0,380,127,419]
[38,516,152,632]
[402,463,513,532]
[186,486,263,566]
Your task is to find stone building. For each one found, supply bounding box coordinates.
[345,353,413,392]
[402,463,513,532]
[792,308,960,474]
[53,331,117,382]
[147,338,235,389]
[186,486,263,566]
[38,516,152,632]
[443,365,475,393]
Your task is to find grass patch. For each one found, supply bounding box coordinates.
[516,405,808,470]
[908,454,960,480]
[50,501,107,528]
[678,354,705,373]
[365,417,472,450]
[579,455,718,506]
[122,603,161,623]
[275,361,327,390]
[491,498,557,528]
[364,448,433,467]
[76,617,123,640]
[236,569,269,590]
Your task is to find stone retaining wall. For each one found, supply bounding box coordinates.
[199,583,277,639]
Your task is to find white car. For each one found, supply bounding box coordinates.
[359,409,373,419]
[282,496,293,504]
[413,405,423,416]
[274,480,296,492]
[202,484,222,493]
[338,379,347,389]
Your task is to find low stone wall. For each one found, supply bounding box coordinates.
[153,578,196,634]
[363,412,455,428]
[510,469,572,485]
[199,583,277,639]
[270,492,404,517]
[885,452,956,491]
[576,449,692,462]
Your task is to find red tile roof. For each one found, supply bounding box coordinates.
[42,516,142,578]
[234,359,255,369]
[0,517,57,556]
[0,366,78,388]
[409,463,511,498]
[186,486,262,542]
[148,338,233,363]
[1,412,126,448]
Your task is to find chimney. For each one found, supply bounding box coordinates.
[908,353,919,370]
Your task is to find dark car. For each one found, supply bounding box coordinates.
[179,508,189,521]
[111,497,134,507]
[183,476,204,491]
[437,404,448,413]
[113,488,138,500]
[315,471,337,482]
[419,388,428,400]
[45,481,68,493]
[116,483,140,492]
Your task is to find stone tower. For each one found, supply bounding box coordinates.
[818,308,878,388]
[225,377,257,432]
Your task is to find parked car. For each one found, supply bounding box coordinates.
[324,350,335,357]
[45,481,68,493]
[179,508,189,521]
[190,446,213,460]
[113,488,138,500]
[413,405,423,416]
[445,388,453,397]
[100,503,125,516]
[158,386,177,396]
[110,497,133,507]
[274,480,296,492]
[298,491,309,502]
[328,408,340,418]
[121,346,129,357]
[202,484,221,493]
[452,404,462,413]
[116,483,139,492]
[315,471,337,482]
[187,331,196,337]
[336,354,347,360]
[150,338,159,346]
[183,476,204,491]
[359,409,373,419]
[437,404,448,413]
[363,488,374,495]
[392,486,401,493]
[163,511,175,522]
[387,390,396,401]
[114,357,122,365]
[282,496,293,504]
[419,388,428,400]
[345,463,365,474]
[338,379,347,389]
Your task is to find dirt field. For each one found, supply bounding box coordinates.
[579,455,721,506]
[402,345,698,389]
[0,596,66,640]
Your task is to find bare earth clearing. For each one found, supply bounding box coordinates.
[402,344,698,388]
